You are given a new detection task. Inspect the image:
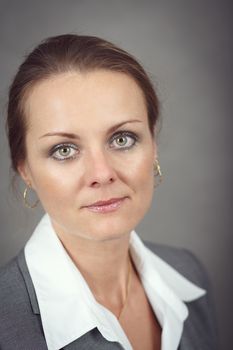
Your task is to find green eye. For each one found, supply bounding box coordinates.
[110,132,138,150]
[58,147,71,157]
[51,143,79,161]
[115,136,128,146]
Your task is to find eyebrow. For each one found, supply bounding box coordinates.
[39,119,143,139]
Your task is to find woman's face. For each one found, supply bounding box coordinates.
[19,70,157,241]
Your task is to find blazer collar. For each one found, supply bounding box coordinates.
[19,214,206,350]
[17,249,40,315]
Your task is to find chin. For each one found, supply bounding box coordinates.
[83,230,130,242]
[51,198,149,243]
[76,211,142,242]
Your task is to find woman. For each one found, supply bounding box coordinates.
[0,34,217,350]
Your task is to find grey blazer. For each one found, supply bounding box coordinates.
[0,243,218,350]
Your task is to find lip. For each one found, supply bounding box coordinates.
[83,197,127,213]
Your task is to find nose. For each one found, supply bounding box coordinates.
[85,149,117,188]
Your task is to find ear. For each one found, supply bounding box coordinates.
[17,160,32,187]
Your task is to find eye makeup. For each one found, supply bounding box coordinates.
[46,129,141,162]
[109,130,139,150]
[49,142,79,161]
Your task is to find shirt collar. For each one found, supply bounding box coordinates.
[129,232,206,350]
[130,231,205,303]
[25,214,205,350]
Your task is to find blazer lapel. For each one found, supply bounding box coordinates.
[63,328,123,350]
[17,249,40,314]
[17,250,123,350]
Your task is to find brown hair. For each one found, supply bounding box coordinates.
[7,34,160,173]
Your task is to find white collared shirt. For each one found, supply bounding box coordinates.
[25,214,205,350]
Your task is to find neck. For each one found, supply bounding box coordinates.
[55,228,132,315]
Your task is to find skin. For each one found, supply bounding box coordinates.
[18,70,160,349]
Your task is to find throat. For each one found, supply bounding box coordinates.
[93,256,132,320]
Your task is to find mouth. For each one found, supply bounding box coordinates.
[83,197,128,213]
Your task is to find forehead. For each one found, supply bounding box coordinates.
[24,70,148,134]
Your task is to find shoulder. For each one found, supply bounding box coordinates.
[0,250,39,316]
[144,241,209,289]
[0,251,47,349]
[0,252,32,325]
[144,242,218,349]
[0,254,25,304]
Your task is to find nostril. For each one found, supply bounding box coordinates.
[91,181,100,188]
[90,177,115,188]
[86,155,117,187]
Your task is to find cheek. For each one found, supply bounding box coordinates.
[128,151,154,186]
[125,151,154,213]
[28,163,80,206]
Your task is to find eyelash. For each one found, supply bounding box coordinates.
[49,131,139,161]
[49,143,79,161]
[109,131,138,150]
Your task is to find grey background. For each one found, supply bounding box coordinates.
[0,0,232,348]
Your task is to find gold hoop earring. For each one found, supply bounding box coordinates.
[154,159,162,188]
[23,187,39,209]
